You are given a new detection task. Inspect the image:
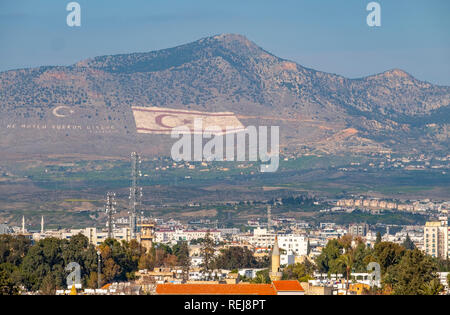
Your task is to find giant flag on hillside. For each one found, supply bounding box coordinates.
[132,106,246,135]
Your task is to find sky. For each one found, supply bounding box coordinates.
[0,0,449,85]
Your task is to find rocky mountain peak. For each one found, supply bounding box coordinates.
[365,68,415,83]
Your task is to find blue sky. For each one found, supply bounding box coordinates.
[0,0,449,85]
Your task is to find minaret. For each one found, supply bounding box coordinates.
[22,216,25,234]
[269,235,282,281]
[41,216,44,234]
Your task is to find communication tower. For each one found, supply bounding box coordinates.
[129,152,143,239]
[105,192,116,239]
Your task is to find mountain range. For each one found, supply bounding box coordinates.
[0,33,448,158]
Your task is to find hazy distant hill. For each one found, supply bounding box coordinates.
[0,34,448,158]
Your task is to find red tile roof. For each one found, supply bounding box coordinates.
[272,280,304,292]
[156,283,277,295]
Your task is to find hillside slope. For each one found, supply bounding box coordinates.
[0,34,448,158]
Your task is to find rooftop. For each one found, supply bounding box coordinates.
[156,283,277,295]
[272,280,304,292]
[156,280,306,295]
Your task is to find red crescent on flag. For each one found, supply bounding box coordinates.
[155,114,177,129]
[155,114,193,129]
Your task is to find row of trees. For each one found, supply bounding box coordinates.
[0,234,98,294]
[0,233,270,294]
[182,232,449,295]
[197,233,269,278]
[247,234,448,295]
[2,232,446,295]
[0,234,194,294]
[314,234,446,295]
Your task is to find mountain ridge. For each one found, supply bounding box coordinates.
[0,33,448,157]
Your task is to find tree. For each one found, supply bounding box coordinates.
[418,278,443,295]
[62,233,97,287]
[402,234,415,250]
[315,239,343,274]
[384,249,441,295]
[373,242,405,274]
[20,237,65,292]
[447,273,450,290]
[86,271,99,289]
[163,253,178,267]
[102,257,121,284]
[98,239,143,282]
[173,242,190,282]
[154,243,173,255]
[122,239,145,279]
[352,241,372,273]
[338,234,353,251]
[200,233,215,278]
[336,252,354,295]
[0,269,19,295]
[251,269,271,284]
[0,235,31,266]
[138,253,154,271]
[0,235,150,293]
[375,232,382,244]
[282,262,314,282]
[99,242,122,283]
[214,247,268,270]
[40,273,57,295]
[17,235,102,292]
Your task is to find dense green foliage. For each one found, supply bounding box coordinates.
[384,249,441,295]
[250,269,271,284]
[402,234,416,250]
[1,232,448,295]
[316,210,428,226]
[282,260,315,282]
[0,234,99,294]
[0,234,193,294]
[199,233,216,277]
[314,235,446,295]
[214,247,269,270]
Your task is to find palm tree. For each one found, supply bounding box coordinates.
[419,279,443,295]
[447,273,450,294]
[252,269,270,284]
[337,253,354,295]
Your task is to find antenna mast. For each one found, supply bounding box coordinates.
[129,152,142,239]
[106,192,116,239]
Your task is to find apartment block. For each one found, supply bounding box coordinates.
[424,217,449,259]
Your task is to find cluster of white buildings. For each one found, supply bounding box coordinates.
[155,229,220,244]
[7,210,450,266]
[154,228,239,244]
[32,226,132,245]
[240,227,309,256]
